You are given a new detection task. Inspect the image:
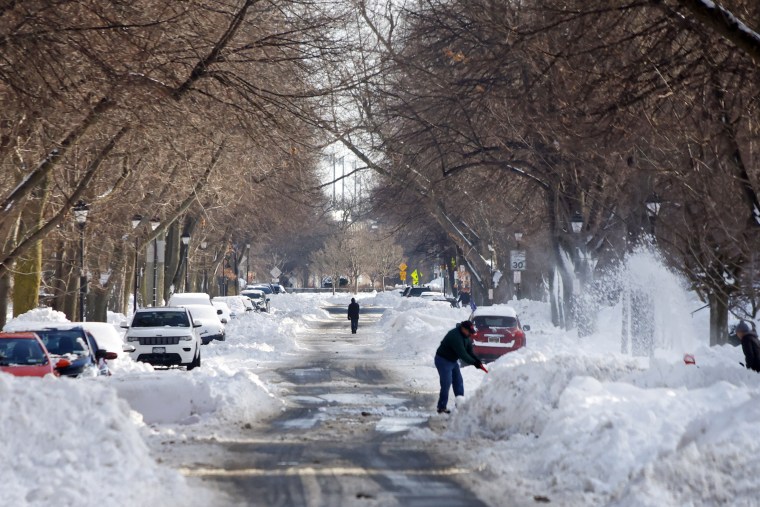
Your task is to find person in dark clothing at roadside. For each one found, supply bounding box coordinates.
[456,289,471,308]
[434,320,486,414]
[347,298,360,334]
[736,321,760,372]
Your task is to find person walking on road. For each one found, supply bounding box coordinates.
[434,320,487,414]
[456,288,471,308]
[736,320,760,372]
[347,298,360,334]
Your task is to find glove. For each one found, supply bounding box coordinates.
[474,360,488,373]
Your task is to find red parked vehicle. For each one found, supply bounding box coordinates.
[469,306,530,363]
[0,332,70,377]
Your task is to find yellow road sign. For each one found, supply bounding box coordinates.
[399,262,407,271]
[411,269,419,285]
[400,270,407,281]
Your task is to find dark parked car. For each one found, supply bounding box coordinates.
[322,276,348,288]
[405,286,431,297]
[246,283,274,295]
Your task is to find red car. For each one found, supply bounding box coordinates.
[469,306,530,363]
[0,332,70,377]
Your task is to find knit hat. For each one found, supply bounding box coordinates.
[460,320,475,333]
[736,321,752,334]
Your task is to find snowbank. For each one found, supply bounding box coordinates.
[0,373,210,507]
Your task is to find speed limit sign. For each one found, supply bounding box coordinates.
[510,250,526,271]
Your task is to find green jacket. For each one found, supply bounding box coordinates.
[436,326,480,365]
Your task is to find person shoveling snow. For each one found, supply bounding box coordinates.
[434,320,487,414]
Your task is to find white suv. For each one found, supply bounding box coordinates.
[123,307,201,370]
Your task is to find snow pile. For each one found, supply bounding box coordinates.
[429,250,760,506]
[0,373,210,507]
[449,352,642,439]
[3,307,69,330]
[378,299,470,357]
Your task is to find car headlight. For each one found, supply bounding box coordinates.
[127,335,139,342]
[180,335,193,341]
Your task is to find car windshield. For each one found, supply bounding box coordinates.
[252,286,272,294]
[243,292,263,300]
[473,316,518,329]
[0,338,48,366]
[35,329,90,356]
[132,311,189,328]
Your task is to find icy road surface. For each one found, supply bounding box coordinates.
[164,304,493,506]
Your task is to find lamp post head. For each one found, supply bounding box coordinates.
[200,241,208,250]
[571,211,583,234]
[149,217,160,231]
[181,234,190,245]
[131,214,142,229]
[646,193,662,218]
[514,232,523,242]
[73,200,89,226]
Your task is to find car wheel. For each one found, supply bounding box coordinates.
[186,349,201,371]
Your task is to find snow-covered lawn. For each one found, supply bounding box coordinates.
[4,267,760,506]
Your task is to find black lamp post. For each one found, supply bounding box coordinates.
[570,211,583,234]
[645,193,662,237]
[514,232,523,299]
[181,232,190,292]
[150,217,160,306]
[570,211,585,276]
[73,200,90,321]
[245,243,251,286]
[131,214,142,314]
[200,241,208,292]
[487,244,495,301]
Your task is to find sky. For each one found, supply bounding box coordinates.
[2,249,759,506]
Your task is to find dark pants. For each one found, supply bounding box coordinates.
[350,318,359,333]
[434,354,463,411]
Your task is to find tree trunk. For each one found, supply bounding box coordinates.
[89,285,109,322]
[708,291,729,346]
[0,272,10,328]
[60,262,78,321]
[123,251,137,315]
[630,289,655,356]
[12,179,49,316]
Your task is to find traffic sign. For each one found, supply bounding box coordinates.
[399,262,407,271]
[411,269,419,285]
[510,250,526,271]
[400,270,407,281]
[270,267,281,278]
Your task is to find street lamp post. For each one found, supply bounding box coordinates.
[245,243,251,286]
[150,217,160,306]
[570,211,587,335]
[233,247,239,295]
[645,193,662,238]
[200,241,208,292]
[131,214,142,314]
[570,211,584,284]
[73,200,90,321]
[181,232,190,292]
[514,232,523,299]
[487,244,495,300]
